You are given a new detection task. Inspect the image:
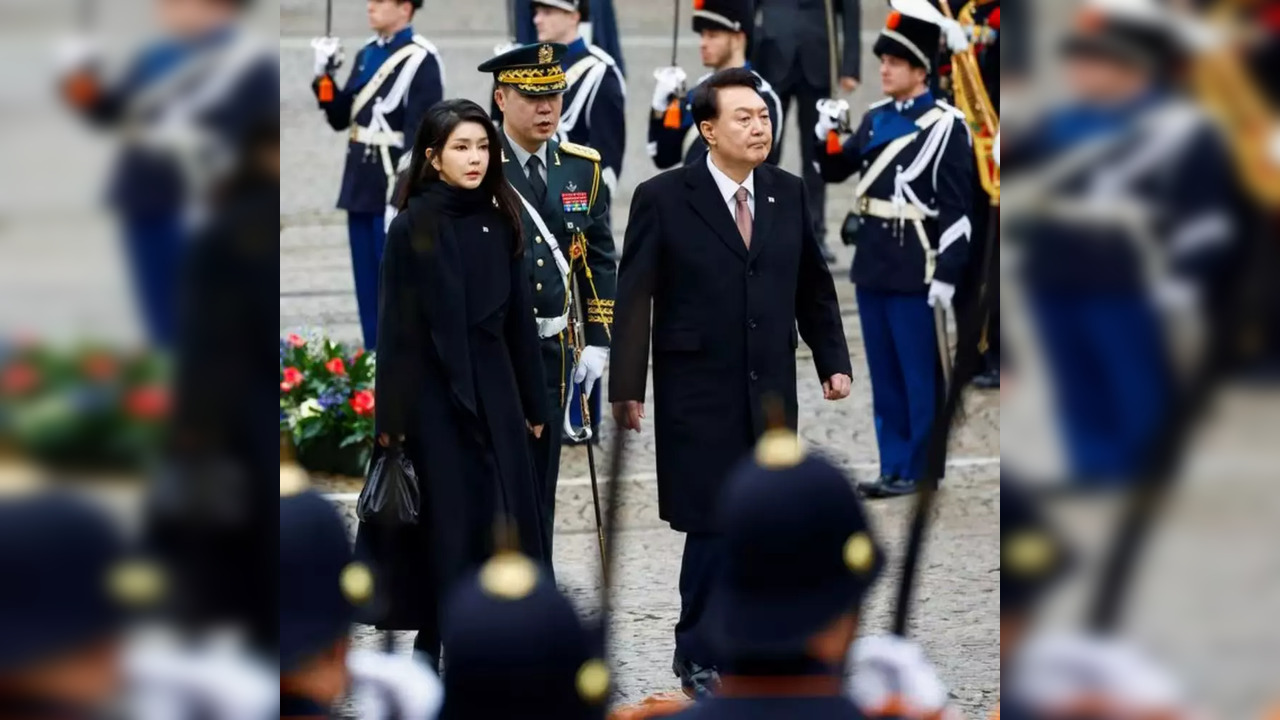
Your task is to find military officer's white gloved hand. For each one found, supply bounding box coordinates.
[651,66,687,113]
[1013,633,1191,719]
[814,98,849,141]
[848,634,961,720]
[310,36,343,77]
[348,649,444,720]
[940,18,971,52]
[573,345,608,398]
[927,280,956,309]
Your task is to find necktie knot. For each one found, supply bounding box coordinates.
[733,186,752,248]
[735,186,750,204]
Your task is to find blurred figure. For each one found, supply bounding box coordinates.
[1003,0,1240,486]
[309,0,445,350]
[754,0,864,265]
[509,0,627,76]
[0,488,151,718]
[438,550,608,720]
[815,7,975,499]
[57,0,277,348]
[648,0,784,170]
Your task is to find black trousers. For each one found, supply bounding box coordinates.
[673,532,724,669]
[529,332,567,570]
[772,70,829,242]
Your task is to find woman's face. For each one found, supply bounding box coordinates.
[431,121,490,190]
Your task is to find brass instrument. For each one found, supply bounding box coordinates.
[1188,1,1280,209]
[941,0,1000,206]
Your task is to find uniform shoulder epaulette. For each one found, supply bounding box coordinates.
[559,141,601,163]
[936,99,967,120]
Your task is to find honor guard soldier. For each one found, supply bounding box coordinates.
[310,0,444,350]
[480,43,617,566]
[57,0,276,348]
[510,0,628,77]
[280,471,443,720]
[648,0,785,170]
[0,486,160,719]
[815,8,975,499]
[657,429,956,720]
[438,550,610,719]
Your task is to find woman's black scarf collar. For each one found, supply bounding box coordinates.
[411,181,493,220]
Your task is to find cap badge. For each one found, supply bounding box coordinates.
[538,44,554,65]
[1006,532,1054,575]
[108,560,166,607]
[576,659,611,704]
[844,532,874,573]
[480,551,538,600]
[340,562,374,605]
[754,428,804,469]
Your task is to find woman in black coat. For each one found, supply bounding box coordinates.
[356,99,550,665]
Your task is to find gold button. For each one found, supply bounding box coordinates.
[536,236,543,244]
[536,282,543,291]
[533,308,539,316]
[537,259,545,267]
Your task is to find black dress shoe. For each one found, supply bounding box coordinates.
[674,658,720,699]
[857,474,896,493]
[971,367,1000,389]
[860,475,920,498]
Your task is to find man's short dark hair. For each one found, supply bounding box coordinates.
[690,67,762,145]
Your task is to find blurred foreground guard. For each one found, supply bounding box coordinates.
[438,550,609,720]
[647,0,784,170]
[481,43,617,564]
[610,67,851,696]
[815,7,975,499]
[309,0,444,349]
[0,486,153,719]
[1003,0,1240,486]
[57,0,276,348]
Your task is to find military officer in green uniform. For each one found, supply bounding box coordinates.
[478,43,617,565]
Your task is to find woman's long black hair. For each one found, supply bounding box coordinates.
[395,98,524,254]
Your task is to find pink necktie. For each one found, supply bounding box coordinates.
[734,186,752,248]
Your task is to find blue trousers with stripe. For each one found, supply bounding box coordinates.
[347,212,386,350]
[122,213,184,348]
[857,288,939,481]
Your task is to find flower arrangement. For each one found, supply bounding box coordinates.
[0,338,170,472]
[279,332,376,477]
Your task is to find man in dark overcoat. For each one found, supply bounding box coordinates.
[608,67,852,696]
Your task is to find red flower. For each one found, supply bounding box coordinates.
[325,357,347,376]
[281,366,304,392]
[1,363,39,395]
[287,334,306,348]
[354,348,365,360]
[81,353,117,381]
[349,390,375,416]
[124,385,170,420]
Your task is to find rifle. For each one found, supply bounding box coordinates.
[661,0,684,129]
[317,0,336,103]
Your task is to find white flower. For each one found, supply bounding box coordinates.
[298,399,324,419]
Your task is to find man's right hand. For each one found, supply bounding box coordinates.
[310,36,343,77]
[612,401,645,432]
[377,433,405,448]
[651,67,687,114]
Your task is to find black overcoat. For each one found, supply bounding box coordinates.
[356,191,549,632]
[609,160,851,534]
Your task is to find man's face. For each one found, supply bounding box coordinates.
[533,5,579,44]
[701,85,772,167]
[155,0,229,36]
[1064,53,1148,103]
[878,54,925,98]
[367,0,409,35]
[699,29,738,69]
[496,86,563,145]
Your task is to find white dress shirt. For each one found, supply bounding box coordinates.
[504,129,549,185]
[706,153,755,221]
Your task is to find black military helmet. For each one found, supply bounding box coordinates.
[709,429,885,660]
[0,488,162,670]
[439,551,608,720]
[692,0,753,36]
[478,42,571,95]
[279,484,377,672]
[531,0,589,21]
[873,8,942,71]
[1001,478,1072,614]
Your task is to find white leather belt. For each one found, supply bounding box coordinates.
[536,312,569,339]
[857,196,928,221]
[349,126,405,148]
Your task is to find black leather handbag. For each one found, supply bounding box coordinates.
[357,444,420,525]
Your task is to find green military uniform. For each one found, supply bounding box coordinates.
[481,43,617,562]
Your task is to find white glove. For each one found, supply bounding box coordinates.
[348,649,443,720]
[384,204,399,233]
[651,66,687,113]
[848,635,961,720]
[310,36,343,77]
[1150,276,1200,315]
[814,98,849,141]
[54,34,100,75]
[124,633,278,720]
[993,129,1000,168]
[572,345,608,398]
[927,280,956,309]
[940,18,970,52]
[1013,633,1189,719]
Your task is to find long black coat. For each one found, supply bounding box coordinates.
[357,191,549,632]
[609,160,851,534]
